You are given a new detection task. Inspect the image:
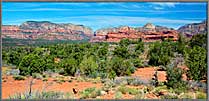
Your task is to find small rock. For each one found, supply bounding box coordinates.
[101,90,107,95]
[6,69,20,75]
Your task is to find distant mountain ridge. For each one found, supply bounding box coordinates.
[177,20,207,37]
[2,21,93,40]
[2,20,207,42]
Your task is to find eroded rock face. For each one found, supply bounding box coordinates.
[91,24,178,42]
[178,20,207,37]
[2,21,93,40]
[3,20,205,42]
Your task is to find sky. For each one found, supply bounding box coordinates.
[2,2,207,31]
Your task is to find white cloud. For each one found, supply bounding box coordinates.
[153,6,164,10]
[150,2,179,8]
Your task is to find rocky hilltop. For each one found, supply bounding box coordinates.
[178,20,207,37]
[2,21,93,40]
[90,23,178,42]
[2,20,206,42]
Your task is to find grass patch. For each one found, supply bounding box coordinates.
[117,85,127,94]
[32,73,43,80]
[196,92,206,99]
[80,87,101,99]
[114,91,123,99]
[9,91,68,99]
[13,75,26,80]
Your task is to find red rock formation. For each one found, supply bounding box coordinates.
[91,25,178,43]
[2,21,93,40]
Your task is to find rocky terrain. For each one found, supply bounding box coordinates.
[2,21,93,40]
[2,20,206,42]
[90,23,178,42]
[177,20,207,37]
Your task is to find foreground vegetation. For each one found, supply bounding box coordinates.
[2,34,207,99]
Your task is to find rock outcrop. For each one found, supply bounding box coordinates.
[90,23,178,42]
[3,20,206,43]
[178,20,207,37]
[2,21,93,40]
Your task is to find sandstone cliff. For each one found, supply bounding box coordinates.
[178,20,207,37]
[91,23,178,42]
[2,21,93,40]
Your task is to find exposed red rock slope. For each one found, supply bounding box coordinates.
[2,21,93,40]
[90,23,178,42]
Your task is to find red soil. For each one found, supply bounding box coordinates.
[131,67,167,82]
[2,76,102,99]
[2,67,187,99]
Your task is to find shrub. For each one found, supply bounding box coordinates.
[80,87,101,99]
[186,46,207,81]
[114,77,145,86]
[102,79,116,92]
[117,85,128,94]
[9,91,65,99]
[109,57,135,76]
[196,92,206,99]
[148,41,174,66]
[18,54,47,76]
[119,38,132,46]
[134,39,144,54]
[13,75,26,80]
[79,55,98,76]
[160,93,178,99]
[113,45,130,59]
[32,73,43,80]
[132,58,143,68]
[189,34,206,49]
[41,91,64,99]
[114,91,123,99]
[133,88,145,99]
[178,93,193,99]
[166,65,188,93]
[127,88,139,95]
[59,58,78,76]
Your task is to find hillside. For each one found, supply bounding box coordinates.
[90,23,178,42]
[2,20,206,43]
[2,21,93,41]
[178,20,207,37]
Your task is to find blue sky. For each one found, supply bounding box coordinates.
[2,2,207,31]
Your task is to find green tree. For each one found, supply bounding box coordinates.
[113,46,130,59]
[60,58,78,76]
[108,57,134,76]
[18,54,46,76]
[166,65,187,92]
[148,41,174,66]
[119,38,132,46]
[79,55,98,76]
[186,46,207,81]
[189,34,206,49]
[177,34,187,54]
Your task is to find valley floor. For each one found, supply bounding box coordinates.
[2,67,164,99]
[2,66,206,99]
